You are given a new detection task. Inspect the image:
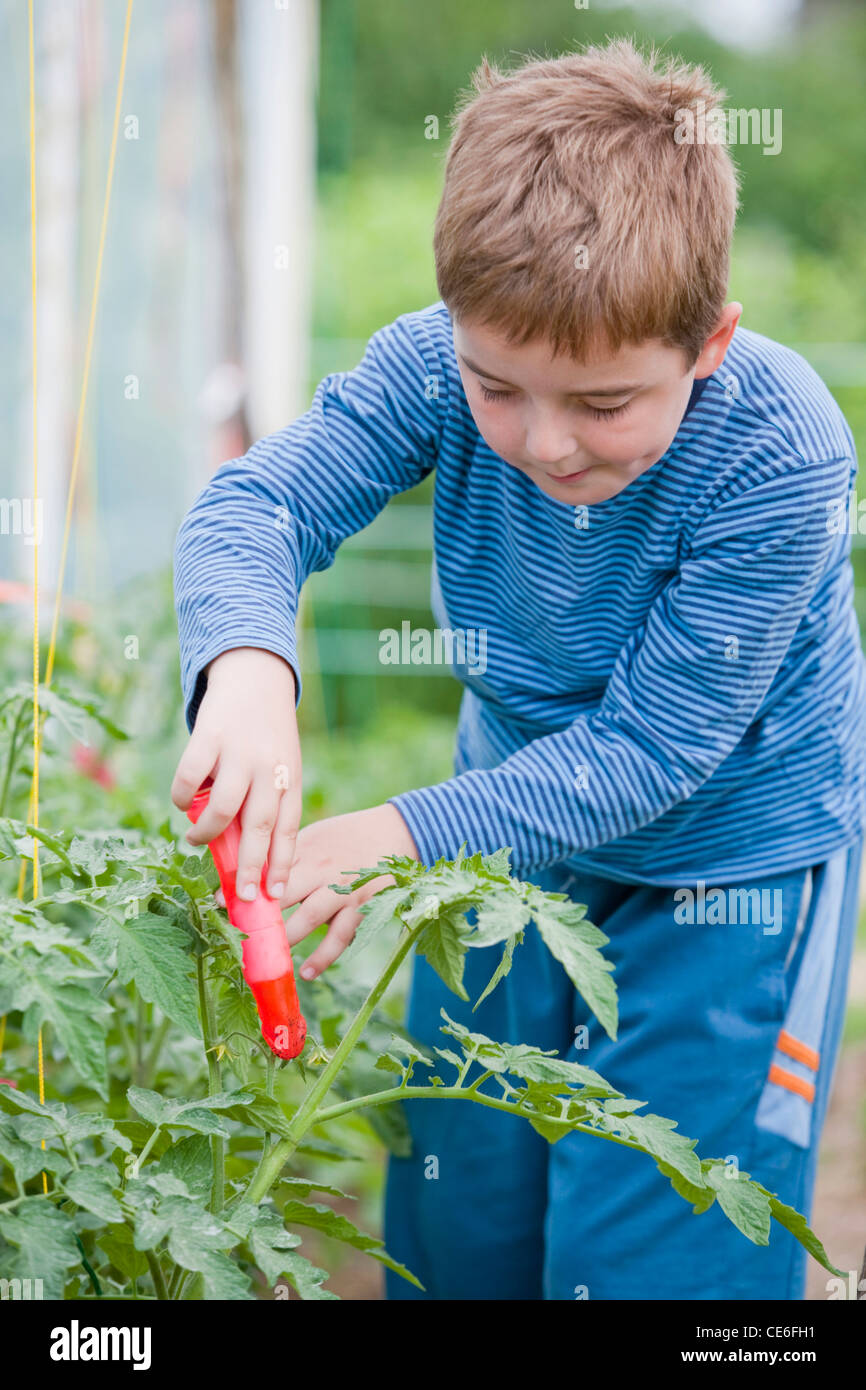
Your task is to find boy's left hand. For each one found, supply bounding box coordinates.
[274,804,420,979]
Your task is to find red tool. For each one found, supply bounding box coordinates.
[187,781,306,1060]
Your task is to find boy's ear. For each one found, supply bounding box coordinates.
[694,302,743,379]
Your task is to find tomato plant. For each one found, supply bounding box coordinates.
[0,681,843,1298]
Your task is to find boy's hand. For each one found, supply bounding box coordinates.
[170,647,302,901]
[279,804,421,979]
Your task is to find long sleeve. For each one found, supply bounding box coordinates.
[389,451,851,873]
[174,311,448,731]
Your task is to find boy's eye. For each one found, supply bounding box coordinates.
[478,382,632,421]
[479,384,513,402]
[585,401,631,421]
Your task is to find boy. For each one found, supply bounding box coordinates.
[172,40,866,1299]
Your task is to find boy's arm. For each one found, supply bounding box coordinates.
[174,310,448,734]
[387,451,853,874]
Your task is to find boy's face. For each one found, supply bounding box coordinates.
[453,307,741,506]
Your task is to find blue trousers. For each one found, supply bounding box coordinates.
[383,840,862,1300]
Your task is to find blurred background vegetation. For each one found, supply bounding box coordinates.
[1,0,864,1297]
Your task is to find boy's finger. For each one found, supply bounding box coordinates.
[298,906,360,979]
[185,767,247,845]
[281,858,356,910]
[284,886,339,945]
[234,776,281,899]
[170,736,218,811]
[266,782,302,900]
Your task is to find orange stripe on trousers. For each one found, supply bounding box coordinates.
[768,1063,815,1103]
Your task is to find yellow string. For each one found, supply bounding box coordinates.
[28,0,45,1181]
[26,0,46,1191]
[11,3,134,1188]
[16,0,134,906]
[27,0,40,897]
[45,0,133,687]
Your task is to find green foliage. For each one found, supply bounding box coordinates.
[0,683,846,1298]
[346,844,618,1038]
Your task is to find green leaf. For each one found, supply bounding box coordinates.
[247,1206,320,1293]
[216,982,262,1083]
[473,931,522,1010]
[126,1086,172,1128]
[280,1198,423,1289]
[470,885,531,946]
[113,1121,172,1164]
[224,1090,294,1139]
[62,1168,124,1223]
[757,1184,844,1278]
[276,1176,353,1202]
[170,1238,253,1300]
[130,1190,253,1299]
[0,910,110,1096]
[0,1198,81,1299]
[172,1109,230,1138]
[271,1249,339,1300]
[528,890,619,1040]
[705,1163,772,1246]
[0,1117,67,1184]
[588,1102,703,1188]
[658,1160,717,1215]
[127,1085,255,1135]
[343,884,414,958]
[503,1048,621,1094]
[416,912,469,1000]
[99,1224,149,1282]
[156,1136,213,1202]
[40,682,129,743]
[64,1113,132,1152]
[90,911,200,1038]
[374,1053,403,1074]
[293,1138,359,1163]
[526,1111,576,1143]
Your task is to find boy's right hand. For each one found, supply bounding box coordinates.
[170,647,302,902]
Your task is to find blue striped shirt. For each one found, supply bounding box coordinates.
[174,301,866,884]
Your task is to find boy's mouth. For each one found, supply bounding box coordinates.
[549,466,591,483]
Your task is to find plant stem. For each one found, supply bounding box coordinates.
[196,950,225,1213]
[142,1015,171,1088]
[0,697,28,816]
[167,1264,186,1301]
[313,1085,653,1161]
[144,1249,169,1301]
[252,1051,277,1191]
[243,922,423,1205]
[134,1126,162,1173]
[135,995,146,1085]
[118,1014,137,1081]
[62,1138,80,1170]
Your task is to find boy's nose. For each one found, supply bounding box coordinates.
[524,417,580,468]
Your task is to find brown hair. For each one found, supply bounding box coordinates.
[433,38,740,365]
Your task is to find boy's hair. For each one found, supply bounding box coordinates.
[433,38,740,366]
